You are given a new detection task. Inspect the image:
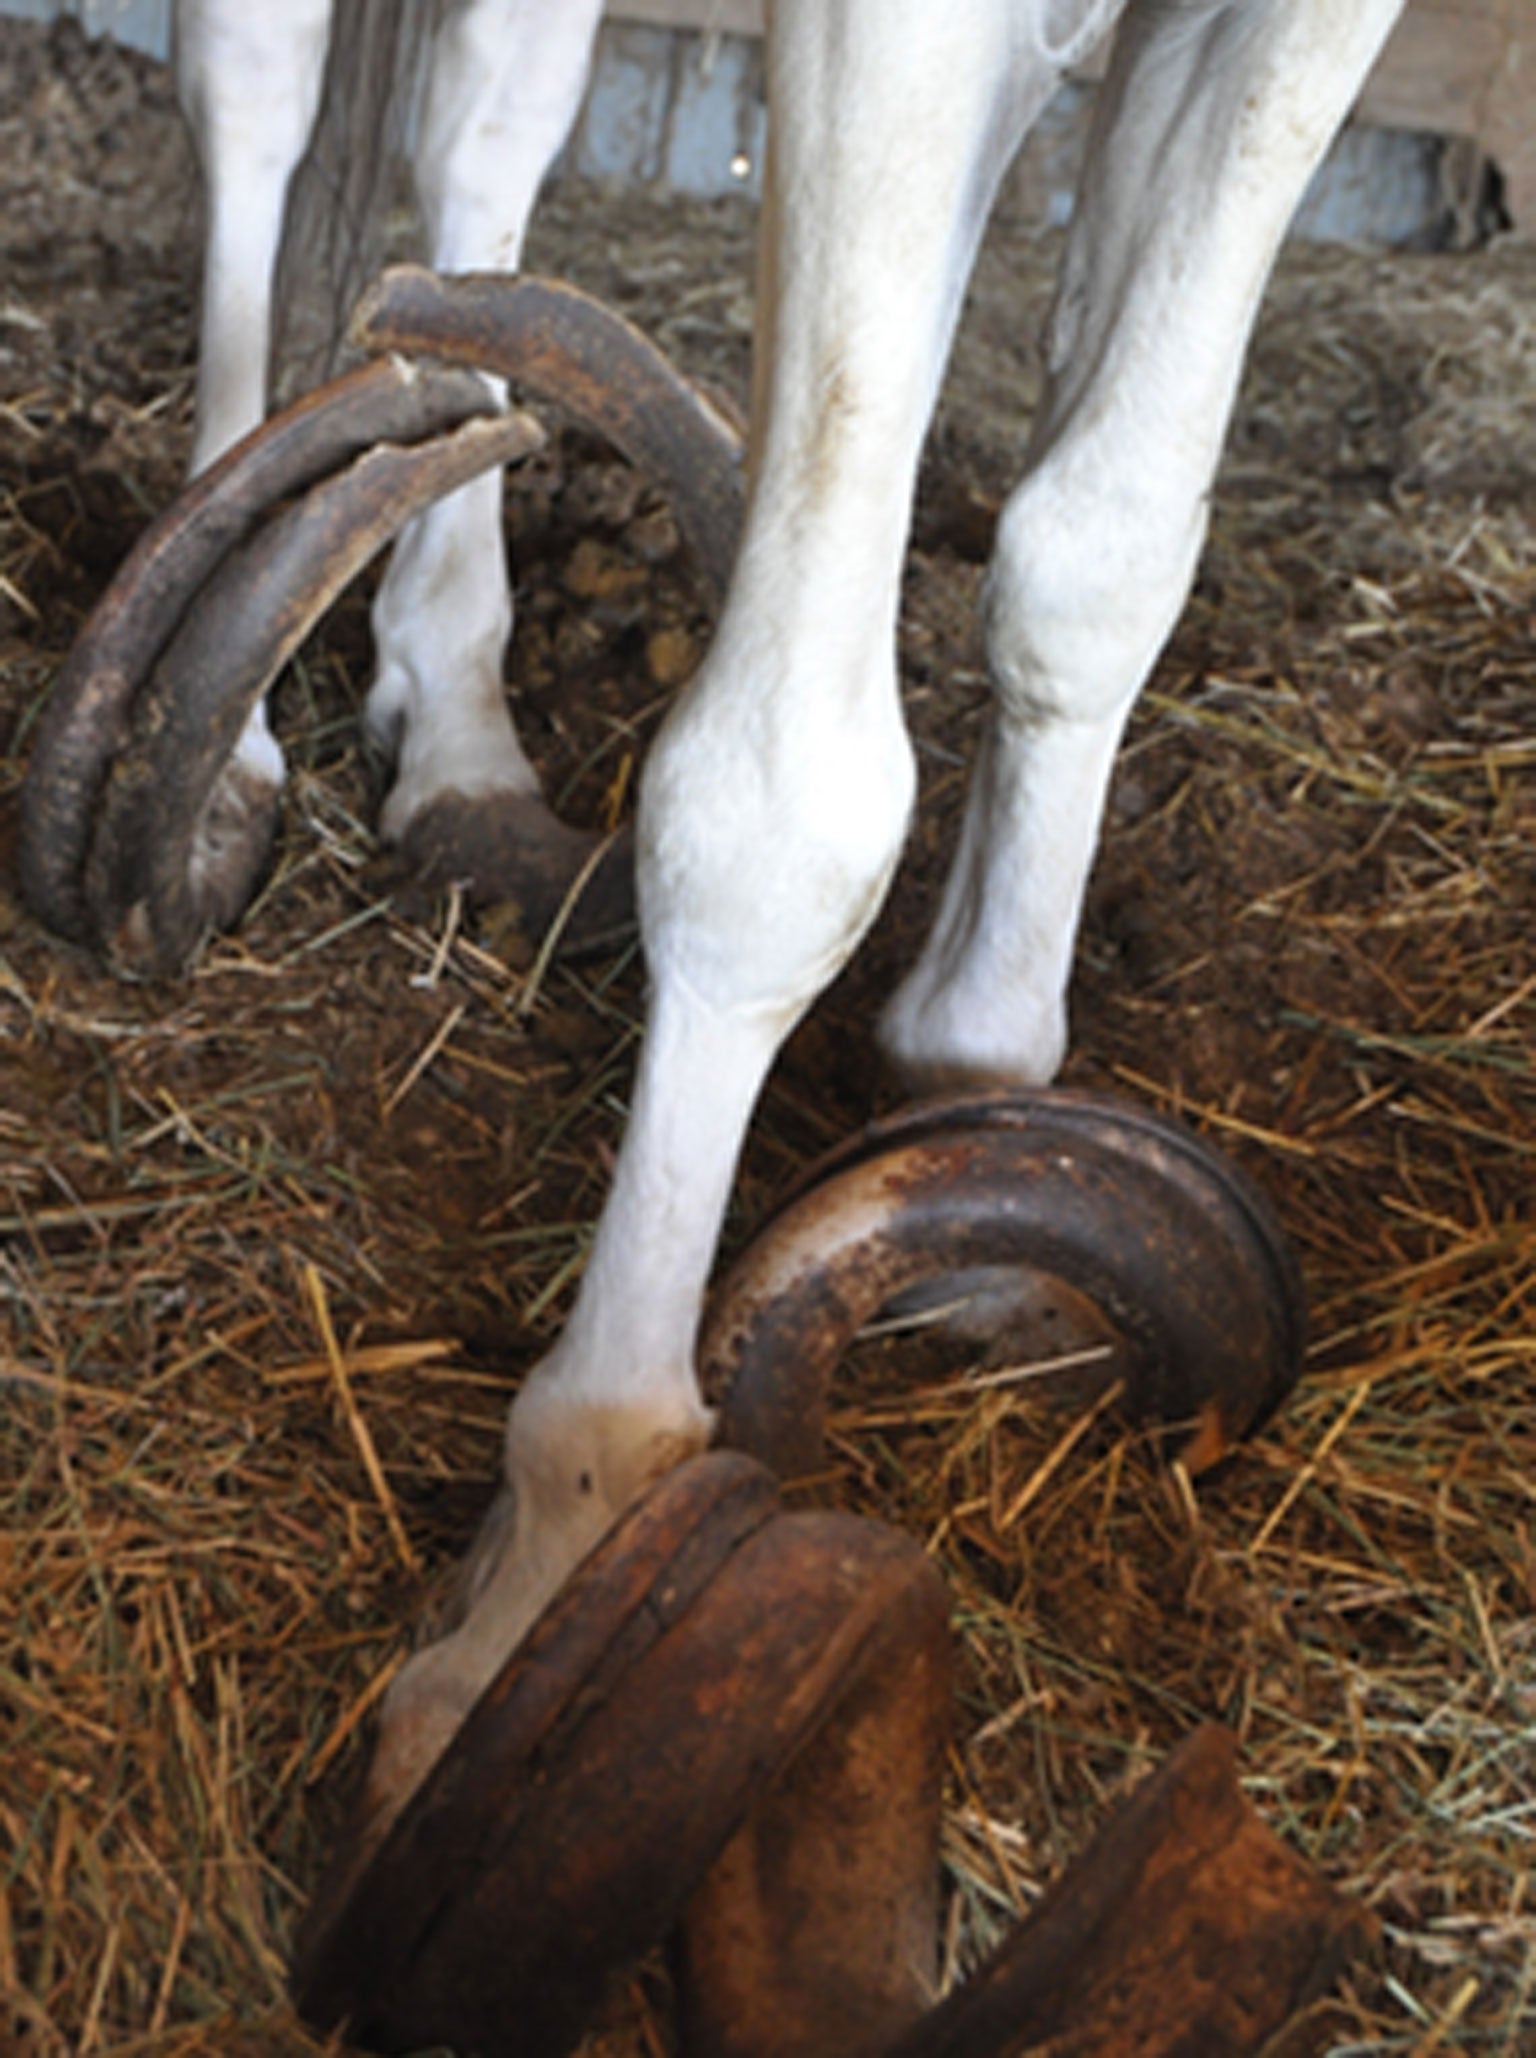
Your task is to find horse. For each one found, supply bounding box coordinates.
[174,0,1406,1831]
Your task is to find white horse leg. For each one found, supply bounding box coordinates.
[365,0,607,884]
[368,0,1087,1818]
[175,0,333,918]
[880,0,1405,1088]
[177,0,334,473]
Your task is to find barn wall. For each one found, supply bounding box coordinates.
[2,0,166,50]
[0,0,1521,247]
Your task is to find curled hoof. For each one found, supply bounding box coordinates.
[24,278,738,978]
[293,1452,950,2058]
[389,791,635,956]
[20,362,542,977]
[704,1087,1306,1480]
[295,1453,1366,2058]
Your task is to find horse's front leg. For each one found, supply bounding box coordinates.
[364,0,1067,1829]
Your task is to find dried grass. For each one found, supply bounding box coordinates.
[1,20,1533,2056]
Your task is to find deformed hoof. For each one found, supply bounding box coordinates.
[704,1086,1306,1480]
[22,365,543,978]
[291,1097,1362,2058]
[20,358,523,959]
[23,272,743,977]
[389,792,635,955]
[294,1455,1371,2058]
[293,1450,950,2058]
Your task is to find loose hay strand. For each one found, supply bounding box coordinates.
[302,1265,418,1575]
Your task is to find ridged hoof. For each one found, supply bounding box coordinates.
[20,362,539,977]
[23,273,743,977]
[705,1086,1306,1479]
[292,1452,950,2058]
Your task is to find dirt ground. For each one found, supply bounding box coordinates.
[1,17,1533,2057]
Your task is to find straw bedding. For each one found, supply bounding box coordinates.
[0,18,1531,2055]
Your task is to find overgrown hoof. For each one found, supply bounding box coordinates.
[19,357,539,977]
[293,1451,951,2058]
[295,1459,1370,2058]
[390,791,635,956]
[705,1087,1307,1478]
[22,273,742,978]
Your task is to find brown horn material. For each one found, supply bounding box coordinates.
[290,1098,1352,2057]
[82,406,545,978]
[19,356,507,943]
[704,1088,1305,1479]
[881,1722,1374,2058]
[352,267,747,601]
[291,1474,1367,2058]
[291,1450,951,2058]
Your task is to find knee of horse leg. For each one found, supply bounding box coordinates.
[983,452,1205,735]
[636,656,917,1024]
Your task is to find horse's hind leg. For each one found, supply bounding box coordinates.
[176,1,611,936]
[881,0,1405,1088]
[364,0,619,931]
[175,0,334,921]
